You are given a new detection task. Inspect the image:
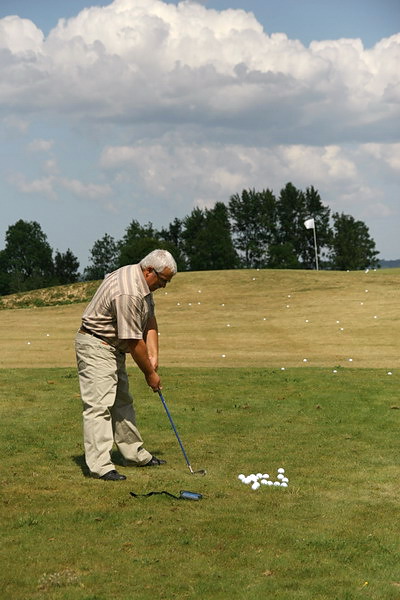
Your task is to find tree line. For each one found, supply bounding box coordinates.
[0,183,379,295]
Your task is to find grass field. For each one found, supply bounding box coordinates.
[1,268,399,369]
[1,269,399,599]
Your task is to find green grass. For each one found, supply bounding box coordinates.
[1,366,400,599]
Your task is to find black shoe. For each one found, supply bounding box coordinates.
[100,469,126,481]
[140,455,167,467]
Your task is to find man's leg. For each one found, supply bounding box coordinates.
[111,354,152,466]
[75,332,119,477]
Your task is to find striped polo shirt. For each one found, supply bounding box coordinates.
[81,264,155,352]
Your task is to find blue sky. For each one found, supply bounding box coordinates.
[0,0,399,269]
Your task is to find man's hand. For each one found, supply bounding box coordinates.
[146,371,161,391]
[127,338,161,391]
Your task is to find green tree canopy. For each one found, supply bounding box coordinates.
[182,203,238,271]
[2,220,55,293]
[54,249,80,285]
[84,233,119,281]
[329,213,379,270]
[229,188,277,268]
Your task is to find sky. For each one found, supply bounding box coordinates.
[0,0,399,270]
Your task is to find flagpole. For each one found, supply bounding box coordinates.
[313,226,319,271]
[304,217,319,271]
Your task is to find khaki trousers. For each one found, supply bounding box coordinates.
[75,331,152,477]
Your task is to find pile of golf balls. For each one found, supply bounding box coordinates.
[237,468,289,490]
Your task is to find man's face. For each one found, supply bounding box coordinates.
[144,266,175,291]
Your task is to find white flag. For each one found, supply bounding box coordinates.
[304,217,315,229]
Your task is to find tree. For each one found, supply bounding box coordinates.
[84,233,119,280]
[329,213,380,270]
[181,203,238,271]
[54,249,80,284]
[229,188,277,268]
[118,219,184,268]
[1,220,55,293]
[159,218,187,270]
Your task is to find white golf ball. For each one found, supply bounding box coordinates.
[280,482,288,488]
[243,477,252,485]
[238,474,245,481]
[282,477,289,483]
[277,468,285,474]
[262,474,269,479]
[260,479,268,485]
[277,474,284,480]
[256,473,263,479]
[267,481,273,486]
[273,481,281,487]
[251,482,260,490]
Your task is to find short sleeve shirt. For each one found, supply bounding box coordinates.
[81,264,155,352]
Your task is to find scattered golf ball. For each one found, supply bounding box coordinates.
[280,482,288,487]
[387,371,393,375]
[262,474,269,479]
[273,481,281,487]
[282,477,289,483]
[221,354,226,358]
[251,482,260,490]
[277,468,285,474]
[333,369,337,373]
[260,479,269,485]
[238,474,246,481]
[280,367,285,371]
[303,358,308,362]
[348,358,353,362]
[277,474,284,480]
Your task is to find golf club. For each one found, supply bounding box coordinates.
[157,390,206,476]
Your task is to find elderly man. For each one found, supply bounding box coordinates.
[75,249,177,481]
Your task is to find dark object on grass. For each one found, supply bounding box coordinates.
[130,490,202,500]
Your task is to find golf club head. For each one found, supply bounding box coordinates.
[189,466,207,476]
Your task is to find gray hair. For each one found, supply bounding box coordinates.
[140,249,178,274]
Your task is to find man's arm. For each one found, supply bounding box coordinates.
[144,315,159,371]
[127,338,161,391]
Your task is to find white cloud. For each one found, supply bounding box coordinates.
[27,138,54,152]
[0,1,397,144]
[58,177,112,199]
[10,173,56,198]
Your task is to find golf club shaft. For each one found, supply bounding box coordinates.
[157,390,192,470]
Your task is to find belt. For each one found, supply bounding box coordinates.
[79,325,110,345]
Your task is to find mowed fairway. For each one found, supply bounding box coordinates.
[1,269,400,600]
[0,268,399,369]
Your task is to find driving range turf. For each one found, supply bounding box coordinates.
[1,268,399,599]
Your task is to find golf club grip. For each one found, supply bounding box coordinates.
[158,390,192,468]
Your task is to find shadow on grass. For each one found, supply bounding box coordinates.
[72,454,90,477]
[72,448,166,477]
